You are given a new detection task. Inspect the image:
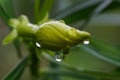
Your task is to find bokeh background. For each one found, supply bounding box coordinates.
[0,0,120,80]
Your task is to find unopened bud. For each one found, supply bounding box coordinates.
[35,21,90,51]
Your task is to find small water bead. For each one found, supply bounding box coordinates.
[55,56,62,62]
[35,42,41,47]
[55,54,62,62]
[55,52,63,62]
[83,40,90,45]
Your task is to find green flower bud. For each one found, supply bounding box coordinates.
[3,15,90,55]
[35,21,90,51]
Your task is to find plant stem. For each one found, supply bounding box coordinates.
[34,0,41,23]
[14,38,23,58]
[29,44,40,80]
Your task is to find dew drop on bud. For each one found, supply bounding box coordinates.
[55,52,63,62]
[83,40,90,45]
[35,42,41,47]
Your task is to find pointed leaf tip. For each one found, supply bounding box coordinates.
[2,29,18,45]
[9,19,20,28]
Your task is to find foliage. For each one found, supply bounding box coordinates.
[0,0,120,80]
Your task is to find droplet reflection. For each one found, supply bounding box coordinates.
[55,52,63,62]
[35,42,41,47]
[83,40,90,45]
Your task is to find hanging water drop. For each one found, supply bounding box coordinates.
[55,54,62,62]
[35,42,41,47]
[55,52,63,62]
[83,40,90,45]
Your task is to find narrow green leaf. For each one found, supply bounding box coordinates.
[2,29,18,45]
[38,12,49,25]
[34,0,54,23]
[0,5,9,23]
[39,0,54,19]
[40,68,96,80]
[34,0,41,23]
[0,0,15,18]
[54,0,102,24]
[79,0,112,29]
[3,56,28,80]
[0,0,15,30]
[103,0,120,12]
[4,0,15,18]
[41,52,120,80]
[40,68,120,80]
[0,0,15,23]
[37,0,54,24]
[80,38,120,66]
[54,0,120,24]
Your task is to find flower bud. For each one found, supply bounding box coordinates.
[3,15,90,55]
[35,21,90,51]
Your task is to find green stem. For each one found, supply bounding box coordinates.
[34,0,41,23]
[14,38,23,58]
[29,44,40,80]
[17,23,38,38]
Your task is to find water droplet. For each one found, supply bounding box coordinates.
[83,40,90,45]
[55,52,63,62]
[35,42,41,47]
[55,54,62,62]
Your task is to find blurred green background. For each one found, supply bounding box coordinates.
[0,0,120,80]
